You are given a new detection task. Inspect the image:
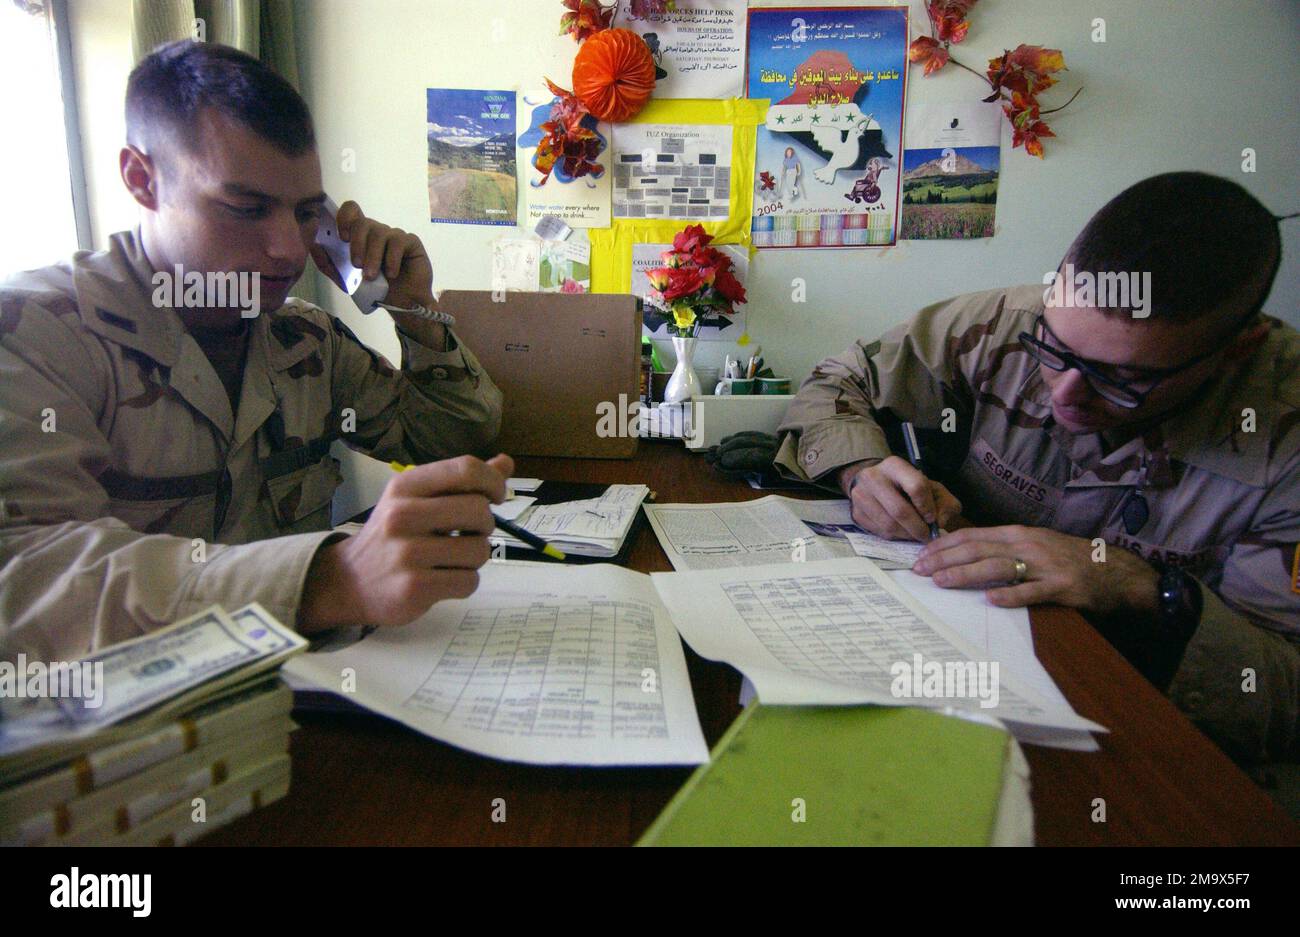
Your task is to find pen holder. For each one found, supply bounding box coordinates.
[715,378,755,395]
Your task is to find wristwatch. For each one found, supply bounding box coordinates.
[1152,560,1204,643]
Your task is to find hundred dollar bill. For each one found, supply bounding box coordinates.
[0,604,305,777]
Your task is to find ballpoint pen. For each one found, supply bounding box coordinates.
[389,461,566,560]
[900,423,941,541]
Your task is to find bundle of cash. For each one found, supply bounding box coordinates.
[0,604,305,846]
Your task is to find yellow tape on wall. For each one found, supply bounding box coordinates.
[590,98,769,294]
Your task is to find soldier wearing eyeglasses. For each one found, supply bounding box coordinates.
[776,172,1298,767]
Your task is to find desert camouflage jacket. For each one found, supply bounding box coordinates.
[776,285,1300,764]
[0,230,502,660]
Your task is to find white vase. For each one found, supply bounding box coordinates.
[664,335,700,403]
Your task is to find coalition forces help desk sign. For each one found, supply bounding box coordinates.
[747,6,909,248]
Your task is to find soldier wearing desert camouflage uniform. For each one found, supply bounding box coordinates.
[0,42,513,661]
[777,173,1299,766]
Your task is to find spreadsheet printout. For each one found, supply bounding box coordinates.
[643,496,856,568]
[285,563,708,765]
[652,557,1104,735]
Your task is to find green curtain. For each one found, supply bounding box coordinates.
[131,0,298,80]
[130,0,316,302]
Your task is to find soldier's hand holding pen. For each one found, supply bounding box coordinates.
[298,454,514,630]
[838,456,964,542]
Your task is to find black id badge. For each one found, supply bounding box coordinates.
[1122,491,1149,535]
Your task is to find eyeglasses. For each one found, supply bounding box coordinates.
[1017,315,1222,409]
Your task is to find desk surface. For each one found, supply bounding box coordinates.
[202,442,1300,846]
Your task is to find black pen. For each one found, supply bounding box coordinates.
[901,422,941,541]
[389,461,566,560]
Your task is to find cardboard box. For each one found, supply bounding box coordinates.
[439,290,643,459]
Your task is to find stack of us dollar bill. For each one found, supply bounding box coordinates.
[0,603,306,846]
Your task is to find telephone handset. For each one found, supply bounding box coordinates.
[314,196,389,314]
[313,197,453,327]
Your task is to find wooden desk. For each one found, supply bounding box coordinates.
[201,442,1300,846]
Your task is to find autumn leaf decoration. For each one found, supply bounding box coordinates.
[533,79,606,185]
[546,2,662,185]
[559,0,614,42]
[561,0,675,39]
[627,0,676,17]
[907,1,1080,158]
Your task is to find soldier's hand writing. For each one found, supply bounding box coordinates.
[911,525,1160,614]
[839,456,963,541]
[298,454,514,630]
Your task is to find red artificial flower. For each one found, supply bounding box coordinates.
[662,241,720,272]
[713,267,746,306]
[908,36,950,76]
[691,246,723,270]
[653,225,748,318]
[559,131,604,179]
[671,223,713,254]
[645,268,672,293]
[559,0,614,43]
[661,267,705,302]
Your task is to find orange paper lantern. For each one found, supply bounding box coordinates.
[572,28,657,123]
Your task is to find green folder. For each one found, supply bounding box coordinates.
[638,703,1012,846]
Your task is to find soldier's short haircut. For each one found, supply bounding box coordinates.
[1064,171,1280,324]
[126,40,314,168]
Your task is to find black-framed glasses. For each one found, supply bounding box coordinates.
[1017,315,1222,409]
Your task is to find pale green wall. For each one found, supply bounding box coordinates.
[292,0,1300,385]
[70,0,1300,378]
[65,0,1300,510]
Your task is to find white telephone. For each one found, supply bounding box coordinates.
[313,196,389,313]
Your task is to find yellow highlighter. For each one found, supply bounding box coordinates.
[389,462,566,561]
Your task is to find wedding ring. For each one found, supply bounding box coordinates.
[1011,558,1028,584]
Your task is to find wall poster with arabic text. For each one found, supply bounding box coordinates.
[746,6,908,249]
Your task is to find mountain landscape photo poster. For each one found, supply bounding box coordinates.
[900,145,999,239]
[426,89,517,226]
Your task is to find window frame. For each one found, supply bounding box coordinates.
[47,0,93,251]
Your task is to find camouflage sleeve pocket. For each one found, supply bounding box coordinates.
[265,457,343,533]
